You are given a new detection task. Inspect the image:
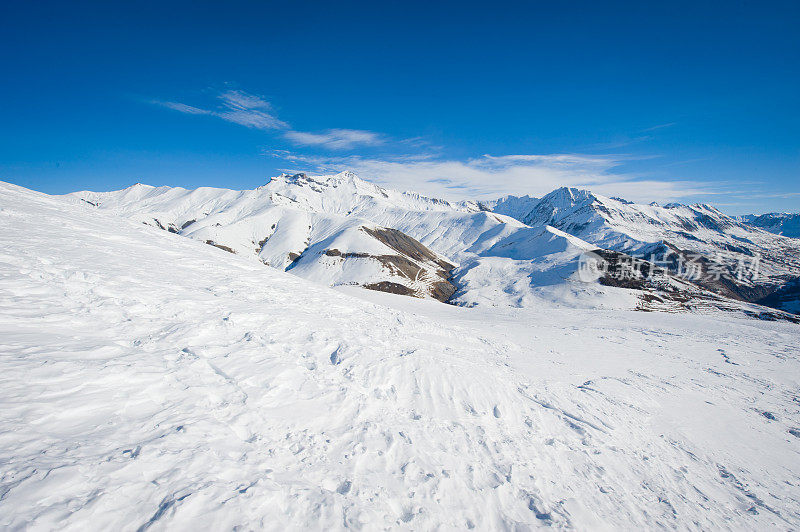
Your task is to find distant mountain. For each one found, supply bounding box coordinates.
[69,174,800,318]
[493,187,800,312]
[736,212,800,239]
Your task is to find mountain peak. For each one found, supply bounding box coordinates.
[333,170,359,181]
[540,186,597,207]
[277,170,368,189]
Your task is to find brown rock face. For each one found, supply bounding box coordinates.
[363,281,416,296]
[321,227,457,302]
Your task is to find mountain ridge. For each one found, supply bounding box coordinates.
[68,172,800,316]
[493,187,800,313]
[736,212,800,239]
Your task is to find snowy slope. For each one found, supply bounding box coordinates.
[69,172,520,264]
[449,225,637,309]
[73,177,456,301]
[738,213,800,239]
[449,225,795,318]
[3,181,800,529]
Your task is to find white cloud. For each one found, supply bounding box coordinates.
[154,90,288,130]
[738,191,800,199]
[152,88,729,205]
[273,151,717,204]
[214,90,289,130]
[642,122,676,132]
[155,90,381,149]
[217,90,272,111]
[156,101,212,115]
[284,128,384,150]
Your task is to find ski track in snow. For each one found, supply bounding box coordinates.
[1,182,800,530]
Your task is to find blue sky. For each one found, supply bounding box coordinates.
[1,0,798,213]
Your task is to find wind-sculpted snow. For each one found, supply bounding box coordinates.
[2,181,800,529]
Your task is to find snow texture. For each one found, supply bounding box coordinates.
[3,181,800,529]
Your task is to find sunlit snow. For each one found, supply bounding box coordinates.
[1,181,799,529]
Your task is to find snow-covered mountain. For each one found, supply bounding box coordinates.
[493,187,800,311]
[71,173,615,309]
[72,174,460,301]
[70,173,800,317]
[4,179,800,529]
[737,212,800,239]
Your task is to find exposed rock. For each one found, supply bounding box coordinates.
[591,249,800,323]
[325,245,456,302]
[363,281,415,296]
[362,227,456,272]
[205,240,236,254]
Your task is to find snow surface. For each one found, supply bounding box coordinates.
[3,181,800,529]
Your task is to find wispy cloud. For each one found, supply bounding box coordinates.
[272,151,716,203]
[736,191,800,199]
[154,90,288,130]
[642,122,676,132]
[589,123,676,150]
[284,128,384,150]
[153,89,382,149]
[590,136,654,150]
[153,88,724,204]
[214,90,289,129]
[156,102,212,116]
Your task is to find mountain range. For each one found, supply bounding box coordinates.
[69,172,800,318]
[736,212,800,239]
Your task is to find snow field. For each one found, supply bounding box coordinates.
[1,182,799,529]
